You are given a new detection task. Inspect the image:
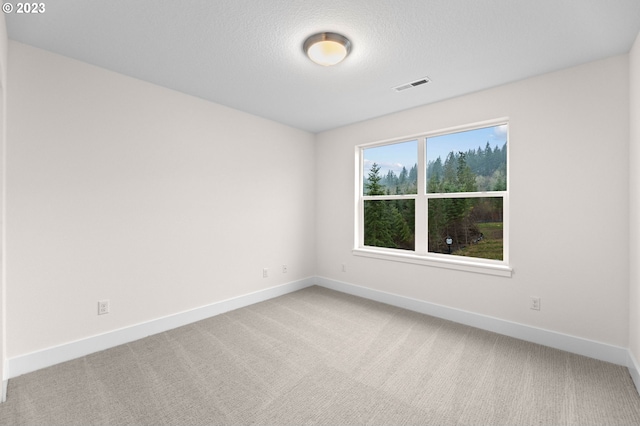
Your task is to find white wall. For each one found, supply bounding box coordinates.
[316,55,630,347]
[6,42,316,358]
[630,32,640,367]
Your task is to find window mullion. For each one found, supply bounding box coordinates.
[356,146,363,248]
[415,138,427,255]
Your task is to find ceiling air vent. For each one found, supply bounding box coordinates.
[393,77,431,92]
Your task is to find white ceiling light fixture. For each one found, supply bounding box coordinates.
[303,32,352,66]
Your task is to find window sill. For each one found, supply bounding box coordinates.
[352,248,513,278]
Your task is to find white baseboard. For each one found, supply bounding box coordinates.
[315,276,630,367]
[2,357,7,402]
[6,275,638,398]
[8,278,315,379]
[629,351,640,396]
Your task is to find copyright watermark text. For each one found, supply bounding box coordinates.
[3,3,46,13]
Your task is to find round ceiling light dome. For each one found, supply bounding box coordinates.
[303,32,352,66]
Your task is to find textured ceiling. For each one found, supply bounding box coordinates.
[5,0,640,133]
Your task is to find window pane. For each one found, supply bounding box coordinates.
[427,125,507,193]
[364,140,418,195]
[428,197,503,260]
[364,199,415,250]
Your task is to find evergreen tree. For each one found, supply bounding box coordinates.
[427,157,443,193]
[406,164,418,194]
[364,164,394,247]
[364,200,395,248]
[364,163,414,250]
[409,164,418,188]
[391,205,413,248]
[442,152,458,192]
[384,170,397,194]
[456,152,477,192]
[399,166,408,186]
[366,163,385,196]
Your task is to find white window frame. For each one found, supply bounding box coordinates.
[353,118,512,277]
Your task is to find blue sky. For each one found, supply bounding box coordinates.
[363,124,507,178]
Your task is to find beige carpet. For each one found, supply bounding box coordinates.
[1,285,639,425]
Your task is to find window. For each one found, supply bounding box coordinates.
[362,140,417,251]
[355,120,511,277]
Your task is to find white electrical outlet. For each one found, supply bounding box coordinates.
[341,263,347,272]
[530,297,541,311]
[98,300,110,315]
[263,268,268,278]
[282,264,288,274]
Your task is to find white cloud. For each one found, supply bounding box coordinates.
[493,124,508,139]
[363,160,406,176]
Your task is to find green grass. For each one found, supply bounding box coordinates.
[455,222,503,260]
